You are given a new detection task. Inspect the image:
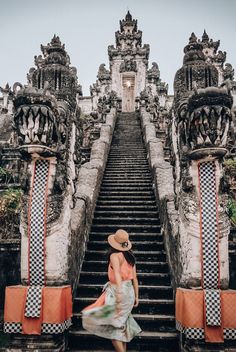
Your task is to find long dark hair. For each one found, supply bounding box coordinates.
[107,247,136,267]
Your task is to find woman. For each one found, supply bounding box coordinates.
[82,229,141,352]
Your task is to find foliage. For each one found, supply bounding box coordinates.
[0,188,23,216]
[0,188,23,239]
[223,159,236,174]
[227,198,236,228]
[0,167,12,183]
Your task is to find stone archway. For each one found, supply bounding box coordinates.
[122,75,135,112]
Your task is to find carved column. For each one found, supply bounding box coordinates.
[172,33,236,350]
[3,36,81,352]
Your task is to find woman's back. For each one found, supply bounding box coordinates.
[108,252,134,283]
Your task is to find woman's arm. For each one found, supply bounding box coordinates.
[110,253,122,305]
[132,265,139,307]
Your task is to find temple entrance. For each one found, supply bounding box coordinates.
[122,75,135,112]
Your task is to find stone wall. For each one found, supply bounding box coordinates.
[68,107,117,294]
[78,96,93,115]
[140,107,180,291]
[0,240,20,313]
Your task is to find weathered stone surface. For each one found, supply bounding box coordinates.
[144,123,156,145]
[0,240,20,309]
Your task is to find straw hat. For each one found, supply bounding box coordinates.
[107,229,132,251]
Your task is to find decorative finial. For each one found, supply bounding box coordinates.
[202,29,209,42]
[50,34,62,47]
[125,10,132,21]
[189,32,197,44]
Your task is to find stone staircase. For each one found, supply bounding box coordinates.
[68,112,179,351]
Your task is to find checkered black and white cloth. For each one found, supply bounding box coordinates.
[4,319,72,334]
[204,289,221,326]
[176,321,236,340]
[25,286,42,318]
[28,159,49,286]
[199,161,219,289]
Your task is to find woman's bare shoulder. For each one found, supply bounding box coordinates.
[110,252,121,259]
[110,252,122,263]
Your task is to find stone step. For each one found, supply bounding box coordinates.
[82,260,168,273]
[101,180,152,185]
[90,224,161,232]
[95,204,157,210]
[109,148,145,151]
[76,284,173,299]
[89,232,162,242]
[105,166,149,170]
[102,176,152,181]
[110,144,145,147]
[107,158,148,161]
[84,250,166,262]
[79,272,170,286]
[103,171,151,175]
[105,170,150,175]
[107,157,146,160]
[100,187,153,193]
[92,217,160,225]
[101,181,153,191]
[96,200,156,205]
[98,190,155,196]
[70,112,178,350]
[100,185,153,190]
[97,196,156,201]
[108,154,146,158]
[94,210,159,217]
[73,298,174,315]
[105,162,147,165]
[109,151,146,154]
[72,312,176,332]
[87,240,164,251]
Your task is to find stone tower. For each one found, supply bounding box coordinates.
[108,11,150,111]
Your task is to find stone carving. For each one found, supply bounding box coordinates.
[31,35,79,107]
[13,85,59,154]
[169,33,233,296]
[97,64,111,81]
[179,86,232,154]
[174,32,218,117]
[81,94,113,153]
[108,11,149,60]
[147,62,160,83]
[120,59,137,72]
[223,63,235,81]
[11,36,83,287]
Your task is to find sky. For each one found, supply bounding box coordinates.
[0,0,235,95]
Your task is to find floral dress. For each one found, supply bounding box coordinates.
[82,252,141,342]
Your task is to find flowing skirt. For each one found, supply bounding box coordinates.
[82,280,141,342]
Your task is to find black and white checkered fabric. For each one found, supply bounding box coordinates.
[41,319,72,334]
[204,289,221,326]
[176,321,236,340]
[4,319,72,335]
[224,329,236,339]
[199,161,219,289]
[25,286,42,318]
[28,159,49,286]
[176,320,205,339]
[4,322,21,334]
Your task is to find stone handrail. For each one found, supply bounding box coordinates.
[140,106,180,292]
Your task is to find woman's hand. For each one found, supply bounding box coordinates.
[133,297,139,307]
